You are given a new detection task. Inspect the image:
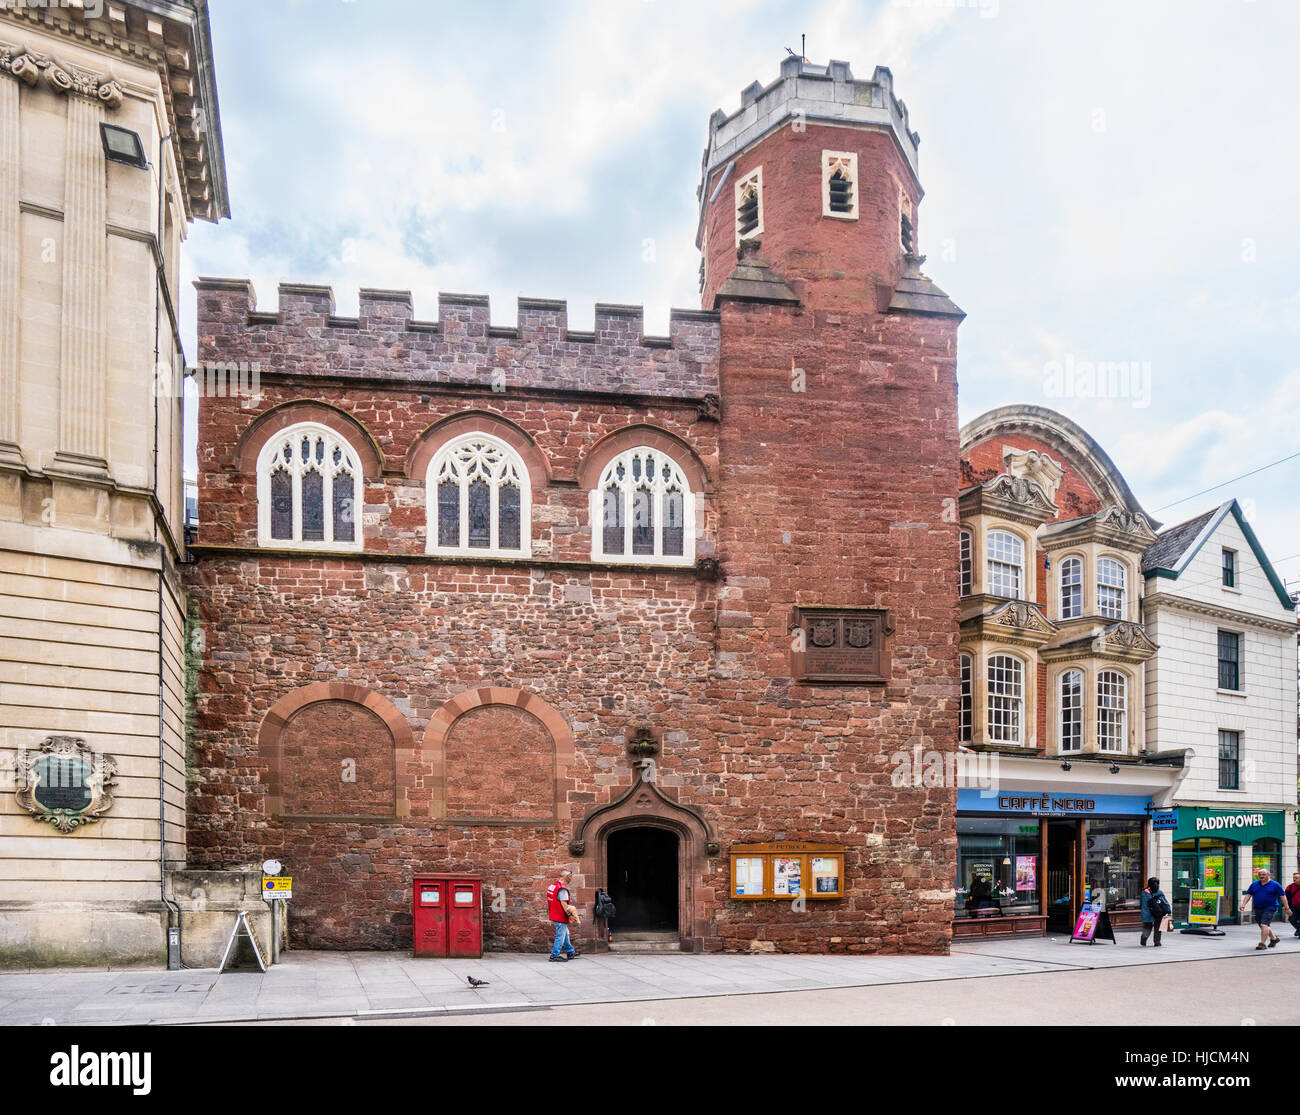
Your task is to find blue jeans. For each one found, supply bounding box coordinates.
[550,920,576,958]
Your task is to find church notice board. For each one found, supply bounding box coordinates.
[730,843,845,900]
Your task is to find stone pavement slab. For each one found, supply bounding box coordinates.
[0,924,1293,1026]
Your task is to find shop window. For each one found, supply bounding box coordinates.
[427,434,531,558]
[1097,557,1126,619]
[1059,669,1083,753]
[1097,670,1127,752]
[1251,838,1280,884]
[955,817,1041,919]
[1218,729,1240,790]
[958,654,972,743]
[1217,630,1241,691]
[1059,555,1082,619]
[257,423,363,549]
[959,530,972,596]
[1085,819,1143,912]
[986,530,1024,600]
[987,654,1023,744]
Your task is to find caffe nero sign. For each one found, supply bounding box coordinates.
[1172,807,1285,843]
[956,790,1151,817]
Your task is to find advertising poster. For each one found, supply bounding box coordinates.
[734,857,763,897]
[1252,856,1271,881]
[1188,889,1220,925]
[1204,856,1225,889]
[811,856,840,894]
[773,856,802,896]
[1015,856,1037,892]
[1072,909,1100,941]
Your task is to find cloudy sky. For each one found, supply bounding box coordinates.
[184,0,1300,595]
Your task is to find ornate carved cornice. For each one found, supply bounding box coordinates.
[962,597,1058,648]
[959,472,1058,527]
[1041,503,1158,554]
[1143,591,1300,637]
[0,39,122,107]
[1040,620,1157,664]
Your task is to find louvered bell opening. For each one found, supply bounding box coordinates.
[737,191,760,237]
[900,213,914,253]
[828,172,854,213]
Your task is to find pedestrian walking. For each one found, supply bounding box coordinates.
[1285,873,1300,939]
[1139,877,1170,947]
[1240,868,1291,950]
[545,868,581,962]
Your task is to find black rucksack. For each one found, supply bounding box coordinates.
[1147,891,1170,920]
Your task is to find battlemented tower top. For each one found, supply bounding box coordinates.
[698,57,921,206]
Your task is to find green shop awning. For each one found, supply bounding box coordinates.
[1172,806,1287,844]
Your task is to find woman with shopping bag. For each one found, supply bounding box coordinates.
[1139,877,1172,947]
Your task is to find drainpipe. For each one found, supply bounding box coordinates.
[153,127,182,967]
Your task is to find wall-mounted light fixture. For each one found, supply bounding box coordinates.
[100,123,148,169]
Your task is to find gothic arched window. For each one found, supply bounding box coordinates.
[427,434,530,557]
[257,423,362,549]
[591,447,694,564]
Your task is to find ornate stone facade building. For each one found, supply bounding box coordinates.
[0,0,228,964]
[186,57,966,954]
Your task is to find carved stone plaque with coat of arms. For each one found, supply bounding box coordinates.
[790,607,892,684]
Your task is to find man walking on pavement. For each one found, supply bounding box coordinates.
[1240,868,1291,950]
[546,868,581,962]
[1285,872,1300,939]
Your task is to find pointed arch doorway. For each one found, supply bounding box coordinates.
[569,776,719,952]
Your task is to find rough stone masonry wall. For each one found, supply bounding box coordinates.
[187,280,963,955]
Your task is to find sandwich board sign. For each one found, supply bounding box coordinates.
[217,910,267,974]
[1188,889,1220,926]
[1071,903,1116,945]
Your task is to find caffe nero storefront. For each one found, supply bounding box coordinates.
[955,787,1153,939]
[1168,806,1288,929]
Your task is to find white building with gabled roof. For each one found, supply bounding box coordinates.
[1143,499,1299,928]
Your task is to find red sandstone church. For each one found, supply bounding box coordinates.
[188,57,967,953]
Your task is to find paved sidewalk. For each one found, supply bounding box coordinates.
[0,924,1294,1026]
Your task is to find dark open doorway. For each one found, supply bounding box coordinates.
[1046,820,1078,933]
[607,826,679,932]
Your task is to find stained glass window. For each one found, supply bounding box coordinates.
[594,447,693,564]
[258,423,362,548]
[427,435,530,557]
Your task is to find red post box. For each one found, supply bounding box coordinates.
[412,873,482,958]
[447,876,482,958]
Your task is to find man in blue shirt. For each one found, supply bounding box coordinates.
[1240,869,1291,950]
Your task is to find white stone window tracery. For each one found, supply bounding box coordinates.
[735,167,763,245]
[1098,670,1127,753]
[426,434,531,558]
[591,447,695,565]
[987,653,1024,745]
[1059,555,1083,619]
[822,151,858,219]
[1097,557,1127,619]
[986,530,1024,600]
[1060,669,1083,753]
[257,422,362,550]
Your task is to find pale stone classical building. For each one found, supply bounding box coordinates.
[0,0,227,964]
[1143,499,1299,928]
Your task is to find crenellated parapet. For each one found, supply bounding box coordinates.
[195,279,721,400]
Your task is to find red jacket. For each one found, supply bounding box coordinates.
[546,879,572,923]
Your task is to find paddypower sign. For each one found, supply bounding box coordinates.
[1173,808,1285,843]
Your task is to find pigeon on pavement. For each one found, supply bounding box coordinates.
[467,976,489,988]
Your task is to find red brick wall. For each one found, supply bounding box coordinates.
[445,705,554,820]
[279,701,396,817]
[701,124,917,311]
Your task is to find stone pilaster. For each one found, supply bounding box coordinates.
[52,94,110,478]
[0,71,20,468]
